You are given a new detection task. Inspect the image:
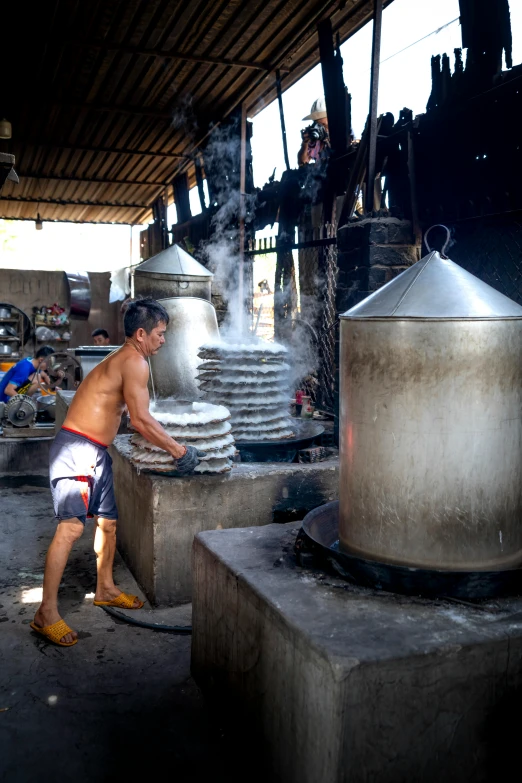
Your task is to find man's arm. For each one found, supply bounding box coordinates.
[3,383,18,398]
[122,357,186,459]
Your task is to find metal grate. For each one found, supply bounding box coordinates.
[315,239,338,413]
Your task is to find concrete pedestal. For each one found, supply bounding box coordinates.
[192,522,522,783]
[112,436,339,606]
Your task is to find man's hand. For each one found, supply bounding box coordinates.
[298,135,310,166]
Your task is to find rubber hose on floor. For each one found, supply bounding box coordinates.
[100,605,192,634]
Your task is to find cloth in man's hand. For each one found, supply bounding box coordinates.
[175,445,206,475]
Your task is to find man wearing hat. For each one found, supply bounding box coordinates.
[298,98,330,166]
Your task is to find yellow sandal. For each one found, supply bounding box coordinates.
[93,592,144,610]
[30,619,78,647]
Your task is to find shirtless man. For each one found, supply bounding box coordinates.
[31,299,202,647]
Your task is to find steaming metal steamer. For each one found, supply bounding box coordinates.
[133,244,219,400]
[339,251,522,572]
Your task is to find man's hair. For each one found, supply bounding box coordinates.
[35,345,54,359]
[92,328,110,340]
[120,297,133,316]
[124,298,169,338]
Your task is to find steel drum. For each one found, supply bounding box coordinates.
[147,297,219,400]
[339,251,522,571]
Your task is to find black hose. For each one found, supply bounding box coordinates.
[100,605,192,634]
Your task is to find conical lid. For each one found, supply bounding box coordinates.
[134,244,213,280]
[342,251,522,319]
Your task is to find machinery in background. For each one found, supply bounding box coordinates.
[0,352,82,438]
[72,345,119,377]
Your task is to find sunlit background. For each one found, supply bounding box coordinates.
[1,0,520,273]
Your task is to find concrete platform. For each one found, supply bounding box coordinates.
[191,522,522,783]
[112,436,339,606]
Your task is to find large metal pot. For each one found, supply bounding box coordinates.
[0,326,18,338]
[339,251,522,571]
[0,344,13,355]
[0,306,11,319]
[148,297,219,399]
[134,244,213,302]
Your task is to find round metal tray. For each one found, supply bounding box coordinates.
[296,501,522,600]
[236,420,325,463]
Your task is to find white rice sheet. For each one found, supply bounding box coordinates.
[150,400,230,426]
[200,382,287,396]
[199,340,287,355]
[234,429,295,442]
[209,393,289,406]
[228,410,289,425]
[199,444,237,461]
[205,361,291,374]
[198,371,288,384]
[162,420,232,439]
[232,418,293,434]
[131,449,174,465]
[131,432,235,452]
[194,458,233,474]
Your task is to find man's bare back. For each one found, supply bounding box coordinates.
[64,344,138,445]
[64,332,185,458]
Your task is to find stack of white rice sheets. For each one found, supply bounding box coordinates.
[196,341,295,442]
[130,401,235,475]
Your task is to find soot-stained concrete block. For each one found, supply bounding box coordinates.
[192,522,522,783]
[111,436,339,606]
[0,436,52,473]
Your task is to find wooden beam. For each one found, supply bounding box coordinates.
[57,101,178,120]
[70,39,287,72]
[16,173,168,187]
[0,215,142,225]
[366,0,383,214]
[0,196,148,208]
[276,70,290,171]
[12,140,189,160]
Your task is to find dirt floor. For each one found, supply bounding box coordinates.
[0,473,246,783]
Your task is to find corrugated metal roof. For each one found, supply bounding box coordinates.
[2,0,388,225]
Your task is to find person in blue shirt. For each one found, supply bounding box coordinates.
[0,346,54,403]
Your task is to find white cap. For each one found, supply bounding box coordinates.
[302,98,327,121]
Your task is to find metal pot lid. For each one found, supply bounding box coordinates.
[134,244,213,281]
[342,251,522,319]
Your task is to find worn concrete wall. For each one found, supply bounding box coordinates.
[112,436,339,605]
[336,217,420,313]
[192,522,522,783]
[0,437,52,473]
[0,269,124,350]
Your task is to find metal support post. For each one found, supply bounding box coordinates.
[365,0,383,214]
[276,70,291,170]
[238,102,247,335]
